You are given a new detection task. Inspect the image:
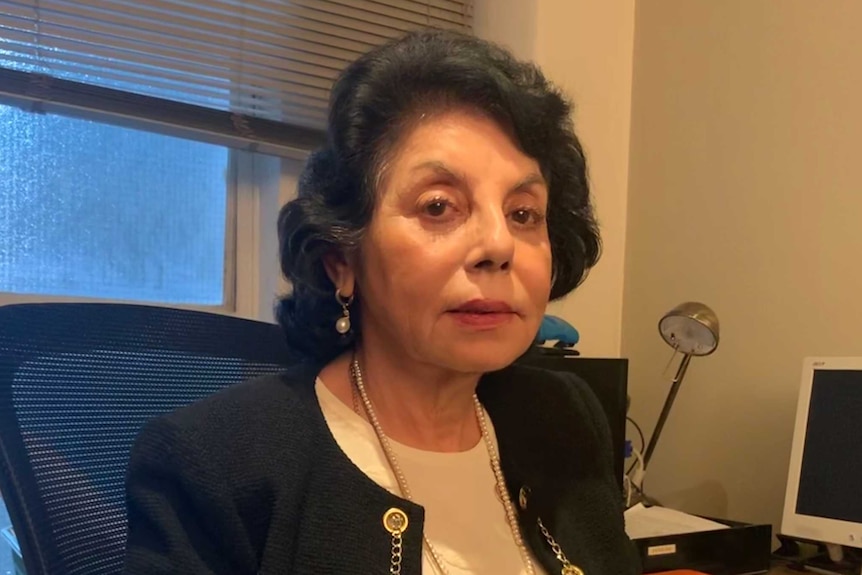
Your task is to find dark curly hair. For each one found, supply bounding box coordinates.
[276,29,601,363]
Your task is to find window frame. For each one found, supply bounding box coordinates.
[0,131,294,320]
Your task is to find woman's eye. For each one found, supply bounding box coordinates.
[423,199,451,217]
[511,208,544,226]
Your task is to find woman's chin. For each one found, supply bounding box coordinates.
[434,340,532,374]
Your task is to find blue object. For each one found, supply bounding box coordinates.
[535,315,580,346]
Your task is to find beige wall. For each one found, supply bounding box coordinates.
[472,0,537,61]
[474,0,636,357]
[623,0,862,528]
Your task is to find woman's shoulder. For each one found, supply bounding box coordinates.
[160,363,320,428]
[130,363,325,478]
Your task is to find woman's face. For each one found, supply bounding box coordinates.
[352,108,553,373]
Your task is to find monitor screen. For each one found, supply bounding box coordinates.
[782,357,862,547]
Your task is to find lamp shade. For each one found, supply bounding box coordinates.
[658,302,720,356]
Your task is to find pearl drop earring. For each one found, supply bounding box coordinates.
[335,289,353,334]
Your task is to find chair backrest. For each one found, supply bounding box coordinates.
[0,303,299,575]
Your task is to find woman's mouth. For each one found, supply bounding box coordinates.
[448,300,516,328]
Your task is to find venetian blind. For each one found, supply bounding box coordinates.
[0,0,473,157]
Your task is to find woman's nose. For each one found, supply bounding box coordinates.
[470,208,515,272]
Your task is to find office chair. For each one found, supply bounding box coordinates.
[0,303,299,575]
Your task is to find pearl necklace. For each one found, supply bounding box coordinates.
[350,356,537,575]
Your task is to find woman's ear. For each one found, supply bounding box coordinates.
[323,250,356,297]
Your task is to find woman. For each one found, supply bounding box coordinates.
[124,29,639,575]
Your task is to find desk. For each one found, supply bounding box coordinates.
[768,567,862,575]
[653,564,828,574]
[653,569,823,574]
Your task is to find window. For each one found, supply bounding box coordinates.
[0,100,291,317]
[0,103,231,306]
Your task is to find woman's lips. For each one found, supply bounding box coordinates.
[452,299,514,314]
[448,300,516,328]
[447,311,515,328]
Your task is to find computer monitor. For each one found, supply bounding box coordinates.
[515,351,628,491]
[781,357,862,549]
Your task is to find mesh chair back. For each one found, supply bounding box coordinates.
[0,303,299,575]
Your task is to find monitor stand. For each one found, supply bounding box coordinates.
[824,545,862,575]
[775,535,862,575]
[828,543,845,563]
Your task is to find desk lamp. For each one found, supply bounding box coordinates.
[642,302,720,469]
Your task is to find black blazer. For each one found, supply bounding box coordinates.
[123,363,640,574]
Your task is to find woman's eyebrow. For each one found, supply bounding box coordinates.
[408,160,466,182]
[512,173,547,191]
[411,161,546,191]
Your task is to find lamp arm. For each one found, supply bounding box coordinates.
[642,352,693,470]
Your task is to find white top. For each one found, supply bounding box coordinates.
[315,378,547,575]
